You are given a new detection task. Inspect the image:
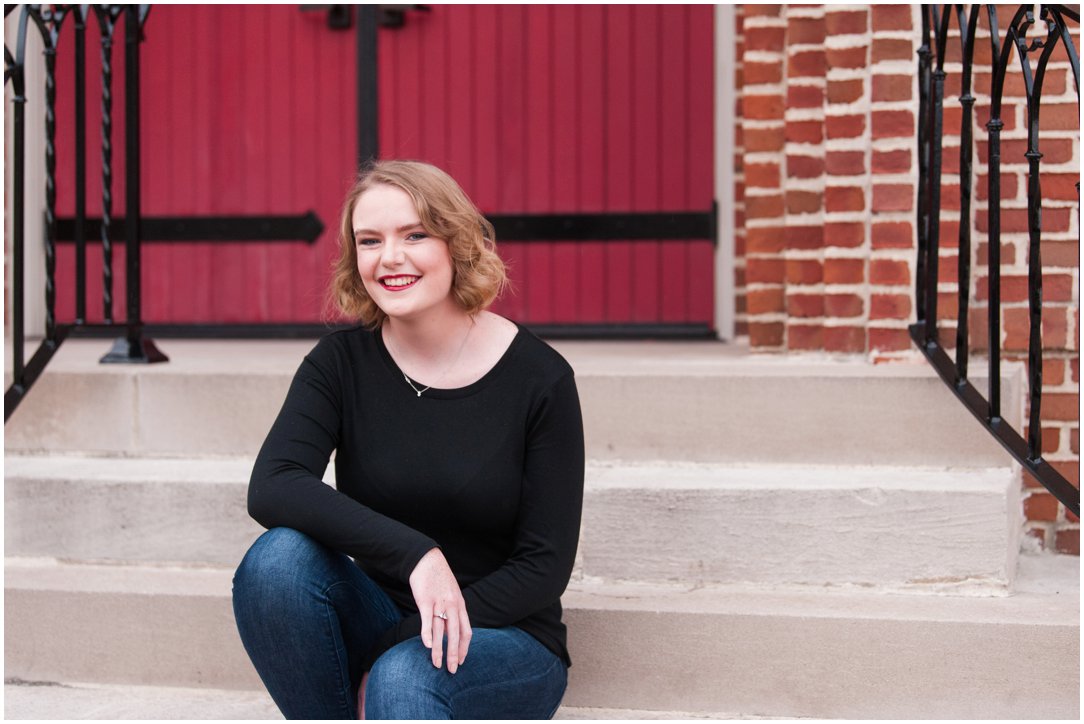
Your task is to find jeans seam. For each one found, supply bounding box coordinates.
[322,582,355,717]
[322,579,399,717]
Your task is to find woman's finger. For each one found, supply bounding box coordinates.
[445,608,460,674]
[419,601,433,649]
[431,612,445,668]
[458,608,472,665]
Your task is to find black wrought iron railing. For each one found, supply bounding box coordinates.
[4,4,167,422]
[911,4,1080,517]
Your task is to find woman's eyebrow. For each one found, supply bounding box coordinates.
[354,222,423,237]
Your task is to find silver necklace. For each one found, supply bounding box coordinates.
[396,318,475,398]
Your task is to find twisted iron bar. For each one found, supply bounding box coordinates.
[94,5,124,322]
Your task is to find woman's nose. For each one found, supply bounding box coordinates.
[380,240,404,267]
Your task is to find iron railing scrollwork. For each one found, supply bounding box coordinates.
[4,4,166,423]
[911,4,1080,517]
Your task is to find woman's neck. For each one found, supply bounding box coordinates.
[382,306,476,363]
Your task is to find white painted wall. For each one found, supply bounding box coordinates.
[714,5,736,341]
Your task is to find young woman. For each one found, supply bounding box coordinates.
[232,160,585,719]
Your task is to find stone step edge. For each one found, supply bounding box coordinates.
[3,452,1018,491]
[2,679,788,721]
[6,555,1076,620]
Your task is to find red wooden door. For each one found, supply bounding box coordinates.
[52,5,715,331]
[379,4,715,329]
[54,5,357,325]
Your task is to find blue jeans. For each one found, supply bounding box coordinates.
[233,527,568,719]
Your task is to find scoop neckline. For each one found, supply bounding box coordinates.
[374,322,525,399]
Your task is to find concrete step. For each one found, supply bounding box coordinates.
[5,338,1022,468]
[4,680,282,720]
[5,556,1077,719]
[1,680,783,720]
[5,454,1020,590]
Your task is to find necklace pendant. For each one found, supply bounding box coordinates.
[416,390,422,397]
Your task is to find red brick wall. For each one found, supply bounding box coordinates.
[732,4,1080,553]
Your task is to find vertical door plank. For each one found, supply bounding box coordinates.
[660,5,690,322]
[524,4,554,323]
[420,11,449,170]
[390,15,422,159]
[551,4,579,322]
[266,6,296,321]
[604,4,634,323]
[471,5,499,211]
[632,5,662,322]
[446,6,475,193]
[687,4,716,327]
[578,4,607,323]
[490,6,527,321]
[142,4,173,322]
[210,6,241,322]
[295,8,327,320]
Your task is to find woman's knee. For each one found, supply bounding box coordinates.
[365,639,448,718]
[233,527,328,602]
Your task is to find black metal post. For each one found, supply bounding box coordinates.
[985,6,1006,422]
[924,54,945,344]
[954,5,979,384]
[357,4,378,166]
[915,9,932,328]
[1022,18,1063,461]
[101,5,166,364]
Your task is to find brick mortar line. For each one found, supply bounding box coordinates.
[784,8,826,19]
[825,37,874,50]
[742,18,786,29]
[826,69,873,80]
[787,43,833,53]
[785,109,829,121]
[741,120,786,130]
[742,83,788,93]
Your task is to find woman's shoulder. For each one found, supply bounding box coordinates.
[497,317,574,386]
[304,324,379,369]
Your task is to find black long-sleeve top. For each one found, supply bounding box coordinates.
[248,324,585,670]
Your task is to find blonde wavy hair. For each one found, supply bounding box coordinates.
[331,160,507,328]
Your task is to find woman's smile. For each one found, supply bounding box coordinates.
[380,275,421,290]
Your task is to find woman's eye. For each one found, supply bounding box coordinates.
[406,232,428,242]
[357,238,380,247]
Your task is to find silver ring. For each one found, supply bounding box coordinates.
[436,610,448,620]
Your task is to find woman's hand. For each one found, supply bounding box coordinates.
[408,547,472,673]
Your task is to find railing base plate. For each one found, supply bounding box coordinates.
[99,337,169,365]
